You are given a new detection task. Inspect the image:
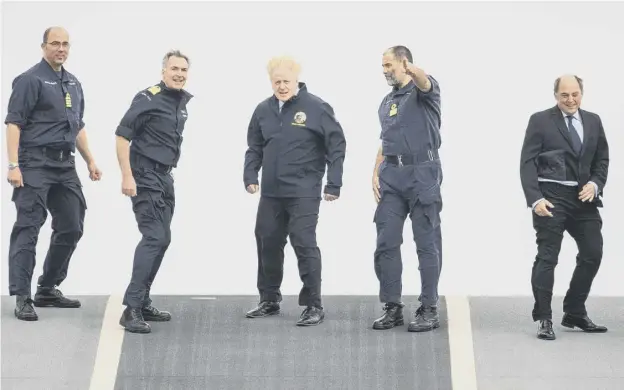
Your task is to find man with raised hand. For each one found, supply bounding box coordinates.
[371,45,444,333]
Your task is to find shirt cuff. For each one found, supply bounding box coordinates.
[531,198,545,210]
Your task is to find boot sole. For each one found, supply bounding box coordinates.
[245,310,280,318]
[296,318,324,326]
[143,316,171,322]
[372,318,404,330]
[408,321,440,332]
[33,301,81,308]
[15,314,38,321]
[123,327,151,334]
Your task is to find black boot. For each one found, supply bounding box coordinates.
[119,307,151,333]
[33,287,81,308]
[142,305,172,321]
[407,305,440,332]
[296,306,324,326]
[15,295,38,321]
[245,301,280,318]
[372,302,404,330]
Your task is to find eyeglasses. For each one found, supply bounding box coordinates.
[46,41,71,49]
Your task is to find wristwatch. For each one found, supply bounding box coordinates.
[8,162,19,170]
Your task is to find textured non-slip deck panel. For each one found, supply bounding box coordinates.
[4,295,624,390]
[115,295,452,390]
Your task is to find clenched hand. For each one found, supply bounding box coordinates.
[534,199,554,217]
[122,174,137,197]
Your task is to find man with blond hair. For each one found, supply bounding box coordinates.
[243,56,347,326]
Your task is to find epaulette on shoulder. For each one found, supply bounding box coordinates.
[146,85,161,95]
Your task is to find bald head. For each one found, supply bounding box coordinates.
[41,26,70,71]
[554,74,583,115]
[43,26,68,43]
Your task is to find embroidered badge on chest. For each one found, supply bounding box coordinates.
[65,92,72,108]
[389,103,397,117]
[292,111,307,126]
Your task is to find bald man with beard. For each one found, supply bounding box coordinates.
[520,74,609,341]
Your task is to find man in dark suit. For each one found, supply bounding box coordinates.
[520,74,609,341]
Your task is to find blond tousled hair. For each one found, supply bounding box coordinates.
[266,56,301,77]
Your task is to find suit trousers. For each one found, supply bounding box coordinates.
[254,196,323,308]
[531,181,603,321]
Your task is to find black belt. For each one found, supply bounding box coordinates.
[385,150,439,166]
[152,162,172,174]
[40,147,72,162]
[131,155,172,174]
[136,160,172,174]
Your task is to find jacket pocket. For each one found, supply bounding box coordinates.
[536,150,566,181]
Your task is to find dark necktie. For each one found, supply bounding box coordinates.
[566,115,582,154]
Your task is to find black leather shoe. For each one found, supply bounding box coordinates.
[296,306,324,326]
[33,287,81,308]
[407,305,440,332]
[561,313,608,333]
[119,307,151,333]
[245,301,280,318]
[142,305,172,321]
[15,295,38,321]
[537,319,556,340]
[372,302,404,330]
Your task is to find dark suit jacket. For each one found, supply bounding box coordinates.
[519,105,609,208]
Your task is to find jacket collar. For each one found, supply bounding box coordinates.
[392,78,415,96]
[157,80,193,99]
[38,57,70,82]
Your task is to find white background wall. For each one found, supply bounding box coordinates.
[1,1,623,298]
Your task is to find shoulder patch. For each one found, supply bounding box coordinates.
[147,85,161,95]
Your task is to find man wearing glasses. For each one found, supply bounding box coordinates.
[4,26,102,321]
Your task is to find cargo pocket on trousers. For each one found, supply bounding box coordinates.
[64,182,88,211]
[417,183,442,228]
[12,185,47,227]
[132,191,166,222]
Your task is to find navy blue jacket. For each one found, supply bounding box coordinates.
[5,58,85,152]
[378,76,442,156]
[115,81,193,167]
[244,83,346,198]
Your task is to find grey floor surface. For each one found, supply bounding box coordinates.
[1,295,623,390]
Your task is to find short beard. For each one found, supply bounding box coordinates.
[385,73,399,87]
